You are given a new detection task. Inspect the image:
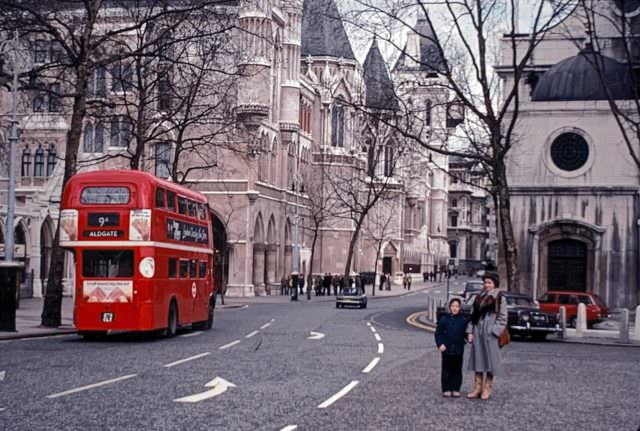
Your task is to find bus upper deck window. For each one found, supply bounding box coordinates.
[155,188,166,208]
[166,191,176,211]
[188,200,197,218]
[178,197,187,215]
[198,204,206,220]
[81,187,130,205]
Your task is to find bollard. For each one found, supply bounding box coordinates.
[619,308,630,343]
[559,306,567,340]
[576,303,587,337]
[633,306,640,341]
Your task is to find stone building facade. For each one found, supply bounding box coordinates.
[498,0,640,308]
[0,0,452,298]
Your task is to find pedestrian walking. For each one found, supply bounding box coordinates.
[435,298,468,397]
[407,275,412,290]
[379,273,385,291]
[402,274,408,290]
[466,271,507,400]
[280,275,287,295]
[385,273,391,291]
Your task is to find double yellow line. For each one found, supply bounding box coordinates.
[406,311,435,332]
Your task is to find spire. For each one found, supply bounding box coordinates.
[394,9,446,74]
[301,0,355,60]
[363,37,399,111]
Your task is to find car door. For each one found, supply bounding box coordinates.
[538,293,557,314]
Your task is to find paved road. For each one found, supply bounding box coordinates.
[1,291,638,430]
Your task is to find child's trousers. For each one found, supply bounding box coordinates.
[441,353,463,392]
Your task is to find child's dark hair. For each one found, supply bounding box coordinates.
[449,298,461,308]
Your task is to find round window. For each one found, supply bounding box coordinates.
[550,132,589,172]
[614,0,640,15]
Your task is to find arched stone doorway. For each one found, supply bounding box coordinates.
[284,219,292,277]
[382,242,398,275]
[14,222,30,298]
[548,239,587,292]
[252,214,266,294]
[40,217,54,296]
[265,216,277,294]
[211,212,229,298]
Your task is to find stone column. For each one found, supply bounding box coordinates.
[284,245,292,277]
[252,243,266,296]
[265,244,278,294]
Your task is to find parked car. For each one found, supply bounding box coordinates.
[538,291,608,327]
[359,271,377,287]
[392,272,405,286]
[502,292,561,341]
[462,280,484,299]
[336,286,367,309]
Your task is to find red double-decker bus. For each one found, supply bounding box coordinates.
[60,170,216,339]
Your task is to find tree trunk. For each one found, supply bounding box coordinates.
[372,239,384,297]
[344,215,365,283]
[307,222,319,295]
[41,69,89,327]
[494,164,518,292]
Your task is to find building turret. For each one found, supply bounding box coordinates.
[363,37,399,112]
[279,1,303,132]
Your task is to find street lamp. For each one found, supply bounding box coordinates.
[291,132,300,301]
[1,30,22,331]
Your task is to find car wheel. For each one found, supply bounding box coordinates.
[531,333,547,342]
[165,301,178,338]
[193,298,215,331]
[363,302,367,309]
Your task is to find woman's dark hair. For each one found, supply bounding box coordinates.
[482,271,500,288]
[449,297,461,308]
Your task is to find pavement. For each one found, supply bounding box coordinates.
[0,279,435,340]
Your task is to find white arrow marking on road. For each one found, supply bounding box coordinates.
[308,331,325,340]
[0,371,5,382]
[279,426,297,431]
[46,374,137,399]
[362,357,380,374]
[377,343,384,354]
[174,377,236,403]
[318,380,359,409]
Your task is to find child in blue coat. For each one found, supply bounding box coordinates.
[435,297,468,397]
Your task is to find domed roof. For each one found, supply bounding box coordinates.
[531,49,634,102]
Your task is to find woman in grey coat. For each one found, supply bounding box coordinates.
[465,271,507,400]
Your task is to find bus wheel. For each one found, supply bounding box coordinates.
[166,301,178,338]
[193,299,214,331]
[79,331,107,341]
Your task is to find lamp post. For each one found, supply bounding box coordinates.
[1,30,22,331]
[291,133,300,301]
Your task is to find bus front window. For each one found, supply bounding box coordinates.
[83,250,134,278]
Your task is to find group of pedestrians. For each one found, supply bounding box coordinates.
[434,271,507,400]
[279,273,364,297]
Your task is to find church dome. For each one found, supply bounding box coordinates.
[531,49,634,101]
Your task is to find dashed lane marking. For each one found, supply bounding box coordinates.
[0,408,5,412]
[374,333,381,342]
[280,426,298,431]
[260,322,272,330]
[164,352,211,368]
[377,343,384,354]
[245,331,259,338]
[366,322,372,327]
[219,340,241,350]
[362,357,380,374]
[180,331,203,338]
[0,371,5,381]
[318,381,360,409]
[46,374,137,399]
[370,326,377,333]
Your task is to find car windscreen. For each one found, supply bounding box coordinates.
[82,250,134,278]
[592,294,606,307]
[506,296,534,307]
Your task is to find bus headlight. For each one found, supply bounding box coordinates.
[139,257,155,279]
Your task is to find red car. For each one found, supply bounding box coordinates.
[538,291,608,327]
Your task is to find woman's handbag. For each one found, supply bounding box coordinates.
[495,292,510,348]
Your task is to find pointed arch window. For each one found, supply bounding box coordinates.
[425,99,432,126]
[21,147,31,177]
[83,122,104,153]
[34,145,45,177]
[384,144,394,177]
[155,142,172,178]
[46,144,57,176]
[331,100,345,147]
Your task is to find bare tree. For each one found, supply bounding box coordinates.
[0,0,237,326]
[343,0,575,290]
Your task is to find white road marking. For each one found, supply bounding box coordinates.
[245,330,259,338]
[180,331,203,338]
[374,333,381,342]
[362,357,380,374]
[366,322,372,327]
[164,352,211,368]
[318,380,360,409]
[219,340,241,350]
[0,407,5,412]
[260,322,272,330]
[0,371,5,381]
[46,374,137,399]
[22,334,76,341]
[370,326,377,333]
[174,377,236,403]
[307,331,325,340]
[377,343,384,354]
[280,426,298,431]
[434,290,441,294]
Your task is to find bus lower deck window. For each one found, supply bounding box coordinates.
[189,260,197,278]
[168,258,177,278]
[82,250,134,278]
[198,262,207,278]
[179,260,189,278]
